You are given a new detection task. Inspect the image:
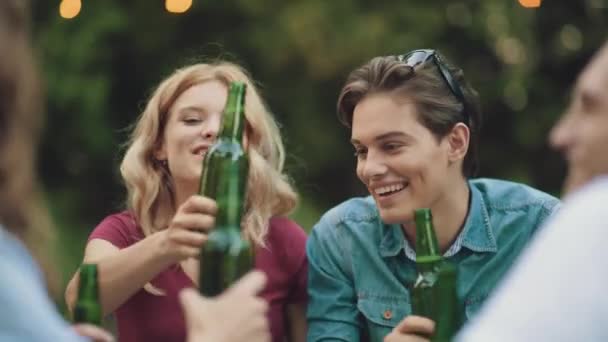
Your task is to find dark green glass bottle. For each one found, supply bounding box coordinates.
[198,81,252,297]
[411,208,462,342]
[411,208,443,318]
[431,262,461,341]
[73,263,102,325]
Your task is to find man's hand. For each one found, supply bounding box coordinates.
[384,315,435,342]
[180,270,270,342]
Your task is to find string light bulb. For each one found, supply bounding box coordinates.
[165,0,193,14]
[59,0,82,19]
[518,0,541,8]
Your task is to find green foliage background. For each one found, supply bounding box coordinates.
[31,0,607,303]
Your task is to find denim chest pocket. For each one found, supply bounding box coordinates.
[357,294,410,341]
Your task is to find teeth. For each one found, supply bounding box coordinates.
[375,183,406,195]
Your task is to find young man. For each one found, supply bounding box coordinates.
[455,41,608,342]
[306,50,560,342]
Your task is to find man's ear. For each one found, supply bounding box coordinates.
[446,122,470,163]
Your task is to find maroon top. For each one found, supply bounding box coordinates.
[89,212,308,342]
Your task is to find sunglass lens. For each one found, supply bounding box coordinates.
[403,51,431,67]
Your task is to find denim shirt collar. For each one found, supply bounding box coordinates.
[379,181,498,259]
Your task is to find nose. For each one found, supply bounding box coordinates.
[359,150,388,181]
[549,111,574,153]
[202,113,221,140]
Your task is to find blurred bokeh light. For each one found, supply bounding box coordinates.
[165,0,193,14]
[59,0,81,19]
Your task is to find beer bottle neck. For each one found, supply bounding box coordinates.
[414,208,442,263]
[219,83,246,142]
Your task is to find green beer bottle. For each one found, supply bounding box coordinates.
[198,81,252,297]
[73,263,102,325]
[431,262,461,341]
[411,208,461,342]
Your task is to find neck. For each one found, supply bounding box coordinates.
[403,178,470,253]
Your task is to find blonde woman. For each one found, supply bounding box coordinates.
[65,62,308,342]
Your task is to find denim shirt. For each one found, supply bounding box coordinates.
[306,178,561,342]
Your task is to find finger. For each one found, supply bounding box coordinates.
[180,195,218,215]
[170,229,208,247]
[177,245,201,259]
[384,332,430,342]
[237,314,270,342]
[250,320,271,342]
[395,315,435,336]
[224,270,267,297]
[179,288,211,326]
[171,213,216,233]
[254,332,271,342]
[179,289,200,332]
[179,288,202,315]
[254,313,271,334]
[72,324,115,342]
[248,297,270,315]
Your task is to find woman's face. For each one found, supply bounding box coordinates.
[156,80,227,190]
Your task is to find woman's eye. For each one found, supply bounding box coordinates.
[183,118,202,124]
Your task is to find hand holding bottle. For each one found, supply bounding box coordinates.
[180,271,270,342]
[384,315,435,342]
[158,195,218,262]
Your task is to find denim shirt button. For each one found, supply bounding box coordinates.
[382,309,393,320]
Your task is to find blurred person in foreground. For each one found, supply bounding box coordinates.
[394,42,608,342]
[454,40,608,342]
[306,49,560,342]
[64,62,308,342]
[0,1,270,341]
[0,0,111,340]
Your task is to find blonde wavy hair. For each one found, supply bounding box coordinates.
[121,62,297,246]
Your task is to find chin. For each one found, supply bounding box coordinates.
[377,207,413,224]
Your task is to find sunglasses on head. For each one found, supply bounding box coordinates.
[398,49,469,125]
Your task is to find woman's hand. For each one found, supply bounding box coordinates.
[158,195,218,263]
[180,271,270,342]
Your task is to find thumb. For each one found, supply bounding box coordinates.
[179,288,208,322]
[223,270,267,297]
[395,315,435,335]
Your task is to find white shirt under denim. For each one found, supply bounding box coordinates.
[458,176,608,342]
[0,226,85,341]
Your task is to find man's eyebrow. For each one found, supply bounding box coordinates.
[374,131,412,141]
[351,131,413,145]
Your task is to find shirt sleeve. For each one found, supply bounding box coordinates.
[88,212,138,249]
[0,230,88,342]
[456,179,608,342]
[306,217,361,342]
